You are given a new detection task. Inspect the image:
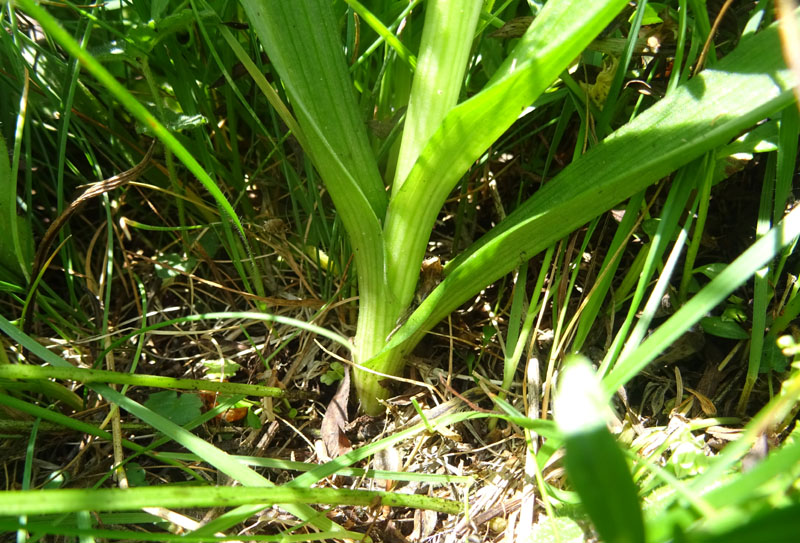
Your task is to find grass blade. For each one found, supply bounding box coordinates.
[0,315,348,535]
[555,357,645,543]
[16,0,264,298]
[0,485,461,516]
[0,364,287,398]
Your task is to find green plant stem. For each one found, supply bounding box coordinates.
[344,0,417,71]
[0,485,463,516]
[0,365,289,398]
[738,153,776,414]
[355,0,483,413]
[362,0,628,412]
[678,153,714,303]
[0,524,347,543]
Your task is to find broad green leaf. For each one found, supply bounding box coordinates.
[760,339,790,373]
[241,0,395,370]
[380,12,796,365]
[240,0,386,220]
[694,263,729,280]
[700,316,750,340]
[382,0,629,306]
[392,0,482,194]
[685,503,800,543]
[143,390,203,427]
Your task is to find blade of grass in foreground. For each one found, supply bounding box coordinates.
[0,523,345,543]
[0,390,241,483]
[0,365,286,398]
[0,315,348,535]
[555,358,645,543]
[192,407,558,536]
[0,485,461,516]
[379,12,797,366]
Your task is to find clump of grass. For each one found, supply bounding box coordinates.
[2,0,800,542]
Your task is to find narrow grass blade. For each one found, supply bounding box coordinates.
[0,485,462,516]
[572,191,644,352]
[0,365,287,398]
[193,409,502,535]
[0,523,345,543]
[0,132,32,281]
[15,0,263,297]
[92,386,347,534]
[0,315,348,534]
[89,311,351,366]
[738,154,775,413]
[0,391,233,482]
[702,428,800,510]
[344,0,417,71]
[649,423,800,542]
[159,452,473,484]
[601,162,700,374]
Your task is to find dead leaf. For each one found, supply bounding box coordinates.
[686,386,717,415]
[320,365,352,458]
[411,509,438,541]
